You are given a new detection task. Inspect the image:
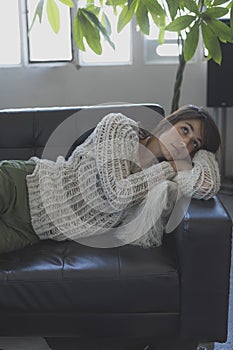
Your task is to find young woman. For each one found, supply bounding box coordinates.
[0,105,221,253]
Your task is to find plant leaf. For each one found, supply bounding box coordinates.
[203,6,229,19]
[117,0,137,32]
[128,0,133,9]
[166,15,195,31]
[226,0,233,10]
[205,18,233,42]
[106,0,127,5]
[85,4,101,16]
[28,0,45,32]
[184,20,199,61]
[144,0,164,17]
[58,0,74,7]
[73,11,85,51]
[136,1,149,35]
[79,10,102,54]
[144,0,166,28]
[46,0,60,34]
[82,9,115,50]
[102,12,112,35]
[212,0,229,5]
[201,22,222,64]
[150,11,166,29]
[179,0,185,11]
[166,0,179,20]
[183,0,199,14]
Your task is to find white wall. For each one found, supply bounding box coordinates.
[0,61,205,114]
[0,60,232,175]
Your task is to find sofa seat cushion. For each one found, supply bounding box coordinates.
[0,239,180,314]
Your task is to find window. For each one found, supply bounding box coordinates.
[0,1,21,65]
[0,0,131,67]
[79,7,131,66]
[144,16,179,64]
[143,9,199,65]
[0,0,200,67]
[26,0,72,62]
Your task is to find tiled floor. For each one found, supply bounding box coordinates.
[0,193,232,350]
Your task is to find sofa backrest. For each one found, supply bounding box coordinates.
[0,104,164,161]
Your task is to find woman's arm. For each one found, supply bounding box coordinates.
[93,113,176,211]
[172,149,221,200]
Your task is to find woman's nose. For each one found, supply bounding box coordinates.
[180,139,187,147]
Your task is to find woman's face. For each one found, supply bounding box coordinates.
[158,118,203,161]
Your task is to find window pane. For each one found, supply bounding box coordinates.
[156,44,179,57]
[79,7,131,65]
[0,0,21,65]
[144,14,179,64]
[144,10,198,64]
[145,40,179,64]
[146,17,177,41]
[27,0,72,62]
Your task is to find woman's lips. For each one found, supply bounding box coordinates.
[171,143,180,155]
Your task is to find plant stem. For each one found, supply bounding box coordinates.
[170,35,186,113]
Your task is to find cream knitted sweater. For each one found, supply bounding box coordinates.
[26,113,220,247]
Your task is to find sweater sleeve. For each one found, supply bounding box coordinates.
[93,113,176,211]
[173,149,221,200]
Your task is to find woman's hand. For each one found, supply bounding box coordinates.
[171,150,220,200]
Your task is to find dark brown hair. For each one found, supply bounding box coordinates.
[139,105,221,155]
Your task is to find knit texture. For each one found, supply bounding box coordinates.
[26,113,176,244]
[26,113,220,247]
[173,149,221,200]
[130,149,221,248]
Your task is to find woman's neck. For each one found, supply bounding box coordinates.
[142,135,163,156]
[138,135,163,168]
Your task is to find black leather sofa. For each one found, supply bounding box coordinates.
[0,104,231,350]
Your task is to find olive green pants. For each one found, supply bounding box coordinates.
[0,160,40,254]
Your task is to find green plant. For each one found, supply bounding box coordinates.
[31,0,233,112]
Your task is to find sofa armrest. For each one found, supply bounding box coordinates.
[173,196,232,342]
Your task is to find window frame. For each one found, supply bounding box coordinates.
[25,0,74,66]
[0,0,22,68]
[0,0,203,68]
[77,6,133,67]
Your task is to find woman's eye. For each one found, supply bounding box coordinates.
[192,140,198,149]
[181,126,188,135]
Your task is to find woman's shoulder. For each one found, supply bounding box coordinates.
[97,112,139,130]
[92,113,140,146]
